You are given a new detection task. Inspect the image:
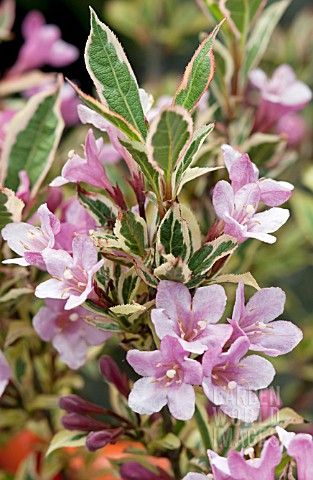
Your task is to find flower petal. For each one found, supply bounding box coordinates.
[128,377,167,415]
[167,384,195,420]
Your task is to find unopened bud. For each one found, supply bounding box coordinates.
[99,355,130,398]
[61,412,109,432]
[59,394,106,415]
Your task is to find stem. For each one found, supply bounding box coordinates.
[161,407,182,480]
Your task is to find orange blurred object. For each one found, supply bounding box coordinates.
[0,429,44,474]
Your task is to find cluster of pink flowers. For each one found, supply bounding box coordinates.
[1,197,111,370]
[127,280,302,423]
[213,144,293,244]
[249,65,312,144]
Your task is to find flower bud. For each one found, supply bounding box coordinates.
[99,355,130,398]
[61,413,109,432]
[86,427,123,452]
[59,394,106,415]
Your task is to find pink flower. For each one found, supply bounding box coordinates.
[213,181,290,244]
[60,83,81,126]
[202,337,275,422]
[127,336,202,420]
[6,10,79,78]
[276,112,307,146]
[1,203,60,269]
[56,198,96,252]
[183,475,210,480]
[227,282,302,356]
[249,65,312,132]
[50,129,119,192]
[259,388,281,421]
[35,234,104,310]
[0,350,11,397]
[16,170,30,204]
[33,299,111,369]
[221,144,293,206]
[277,427,313,480]
[208,436,282,480]
[151,281,232,354]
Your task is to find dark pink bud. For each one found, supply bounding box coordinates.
[59,394,106,415]
[61,413,109,432]
[99,355,130,398]
[86,427,123,452]
[120,462,173,480]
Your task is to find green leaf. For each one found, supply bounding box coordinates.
[85,8,147,139]
[68,80,143,142]
[219,0,265,37]
[1,78,64,196]
[0,186,24,229]
[119,138,160,196]
[46,430,87,457]
[154,254,192,283]
[149,433,181,452]
[230,407,304,452]
[147,106,193,197]
[117,267,140,304]
[176,166,222,196]
[77,188,117,227]
[110,303,146,316]
[156,203,191,264]
[174,123,214,192]
[186,235,237,287]
[173,22,222,112]
[195,400,213,451]
[241,0,291,83]
[114,210,148,257]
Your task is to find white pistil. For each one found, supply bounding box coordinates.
[244,446,255,460]
[258,321,267,329]
[64,269,74,280]
[77,281,86,288]
[228,380,237,390]
[68,149,76,158]
[69,313,79,322]
[166,369,176,379]
[198,320,206,330]
[246,204,255,215]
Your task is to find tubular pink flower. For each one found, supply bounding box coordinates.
[33,299,111,369]
[221,144,293,205]
[50,129,119,193]
[6,10,79,78]
[202,337,275,422]
[213,180,290,244]
[277,427,313,480]
[1,203,60,269]
[151,281,232,354]
[127,336,202,420]
[35,234,104,310]
[228,282,303,356]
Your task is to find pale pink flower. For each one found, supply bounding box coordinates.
[182,474,210,480]
[16,170,30,204]
[277,427,313,480]
[0,350,11,397]
[213,181,290,244]
[6,10,79,78]
[35,234,104,310]
[228,282,302,356]
[221,144,293,206]
[202,337,275,422]
[33,299,111,369]
[208,436,282,480]
[151,281,232,354]
[56,198,96,252]
[127,336,202,420]
[50,129,119,192]
[1,203,60,269]
[250,65,312,132]
[276,112,307,146]
[259,388,281,421]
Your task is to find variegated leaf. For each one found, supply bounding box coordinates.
[114,210,148,257]
[1,77,64,197]
[0,186,24,228]
[173,22,222,112]
[77,187,118,227]
[154,255,192,283]
[117,267,140,305]
[85,9,147,139]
